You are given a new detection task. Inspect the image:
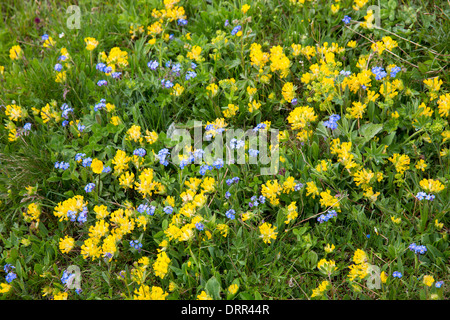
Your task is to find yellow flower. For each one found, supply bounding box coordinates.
[306,181,320,199]
[134,285,169,300]
[9,45,23,60]
[241,4,250,14]
[317,259,337,276]
[84,37,99,51]
[53,292,68,300]
[437,93,450,117]
[423,275,435,287]
[311,280,329,298]
[435,219,443,230]
[248,100,261,113]
[187,45,202,62]
[347,101,367,119]
[347,40,357,48]
[43,37,55,48]
[91,158,104,174]
[419,178,445,194]
[324,243,335,253]
[0,283,12,294]
[281,82,296,103]
[59,236,75,254]
[153,251,171,279]
[380,271,388,284]
[415,159,427,171]
[228,284,239,295]
[391,216,401,224]
[55,71,67,83]
[197,291,213,300]
[388,153,410,174]
[259,222,278,244]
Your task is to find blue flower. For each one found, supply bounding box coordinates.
[97,80,108,86]
[133,148,147,157]
[213,158,224,169]
[249,149,259,157]
[84,183,96,193]
[77,207,88,223]
[41,34,49,41]
[130,240,142,250]
[82,157,92,167]
[390,66,401,78]
[294,183,304,191]
[291,98,298,105]
[195,223,204,231]
[231,25,242,36]
[342,16,352,24]
[96,63,106,72]
[225,209,235,219]
[178,19,188,26]
[163,206,173,214]
[225,191,231,199]
[54,63,63,72]
[61,270,75,285]
[185,70,197,80]
[416,191,427,200]
[340,70,351,77]
[259,195,266,204]
[371,66,387,80]
[435,281,444,288]
[317,210,337,223]
[393,271,402,278]
[157,149,170,166]
[5,272,17,283]
[193,148,204,160]
[224,19,229,27]
[111,72,122,79]
[148,60,159,70]
[199,164,213,175]
[164,80,174,88]
[3,264,15,273]
[191,62,197,69]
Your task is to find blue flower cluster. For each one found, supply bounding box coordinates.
[393,271,402,278]
[390,65,401,78]
[317,210,337,223]
[148,60,159,70]
[61,269,76,286]
[163,206,173,214]
[249,149,259,157]
[342,16,351,24]
[94,99,106,111]
[226,176,240,186]
[84,183,96,193]
[225,209,236,219]
[157,148,170,166]
[323,114,340,130]
[371,66,388,80]
[195,222,204,231]
[97,79,107,86]
[415,192,435,201]
[67,205,88,224]
[55,161,70,170]
[130,240,142,251]
[133,148,146,157]
[3,264,17,283]
[137,203,156,215]
[249,195,266,208]
[61,103,73,119]
[408,243,427,255]
[230,138,245,149]
[231,25,242,36]
[199,164,213,175]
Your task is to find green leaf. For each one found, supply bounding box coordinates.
[205,276,221,300]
